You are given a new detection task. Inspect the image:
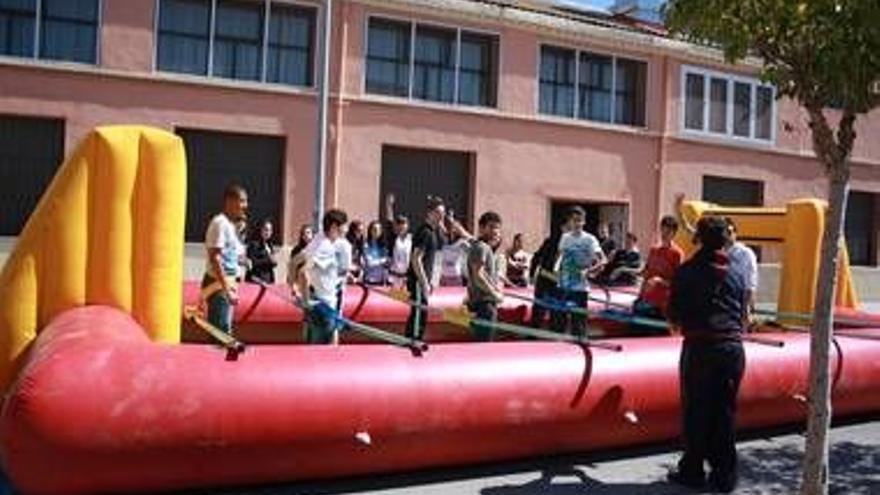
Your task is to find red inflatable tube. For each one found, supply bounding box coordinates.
[4,306,880,494]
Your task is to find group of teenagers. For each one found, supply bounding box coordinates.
[202,184,758,493]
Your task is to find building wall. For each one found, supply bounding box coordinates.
[0,63,319,239]
[0,0,877,261]
[337,99,659,249]
[334,2,664,247]
[100,0,155,73]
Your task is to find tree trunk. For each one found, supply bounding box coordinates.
[800,165,850,495]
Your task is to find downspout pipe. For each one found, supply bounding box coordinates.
[654,54,670,237]
[314,0,333,226]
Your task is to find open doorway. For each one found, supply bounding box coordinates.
[550,200,629,248]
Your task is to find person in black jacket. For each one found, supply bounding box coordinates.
[667,216,748,494]
[405,197,448,341]
[528,219,570,329]
[246,218,278,284]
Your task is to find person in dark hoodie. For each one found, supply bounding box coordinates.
[528,219,571,329]
[245,218,277,284]
[666,216,748,494]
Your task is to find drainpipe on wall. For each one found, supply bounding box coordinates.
[653,54,670,237]
[314,0,333,226]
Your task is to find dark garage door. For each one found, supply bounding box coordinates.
[702,175,764,207]
[177,128,285,242]
[379,146,472,227]
[0,115,65,235]
[845,191,877,266]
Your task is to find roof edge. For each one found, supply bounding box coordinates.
[351,0,764,70]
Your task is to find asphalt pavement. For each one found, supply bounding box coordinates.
[177,417,880,495]
[175,303,880,495]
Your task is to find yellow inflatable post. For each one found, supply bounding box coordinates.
[0,126,186,391]
[778,200,825,317]
[835,245,858,308]
[675,198,858,319]
[676,201,789,255]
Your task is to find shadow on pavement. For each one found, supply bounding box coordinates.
[477,441,880,495]
[174,417,880,495]
[479,465,685,495]
[736,441,880,495]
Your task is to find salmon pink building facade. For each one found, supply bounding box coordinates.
[0,0,878,266]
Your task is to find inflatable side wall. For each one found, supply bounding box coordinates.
[0,126,186,390]
[4,305,880,495]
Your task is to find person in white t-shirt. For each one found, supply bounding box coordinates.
[201,184,249,333]
[388,215,412,288]
[725,218,759,316]
[439,232,471,286]
[552,206,606,336]
[290,208,349,345]
[381,194,412,287]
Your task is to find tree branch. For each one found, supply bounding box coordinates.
[836,109,858,169]
[805,105,838,174]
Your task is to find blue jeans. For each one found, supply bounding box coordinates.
[305,301,339,345]
[202,273,235,334]
[206,291,233,334]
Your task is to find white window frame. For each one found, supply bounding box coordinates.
[363,13,501,108]
[680,65,777,145]
[4,0,104,65]
[152,0,320,88]
[536,42,649,129]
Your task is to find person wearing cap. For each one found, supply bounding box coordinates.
[666,216,748,494]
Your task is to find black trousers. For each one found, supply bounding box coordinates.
[529,283,555,329]
[467,300,497,342]
[550,289,588,337]
[678,339,746,486]
[405,277,428,340]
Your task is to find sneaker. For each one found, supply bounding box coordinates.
[667,468,706,489]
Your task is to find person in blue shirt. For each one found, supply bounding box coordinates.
[667,216,748,494]
[551,206,606,337]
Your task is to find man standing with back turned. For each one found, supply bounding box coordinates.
[667,216,748,494]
